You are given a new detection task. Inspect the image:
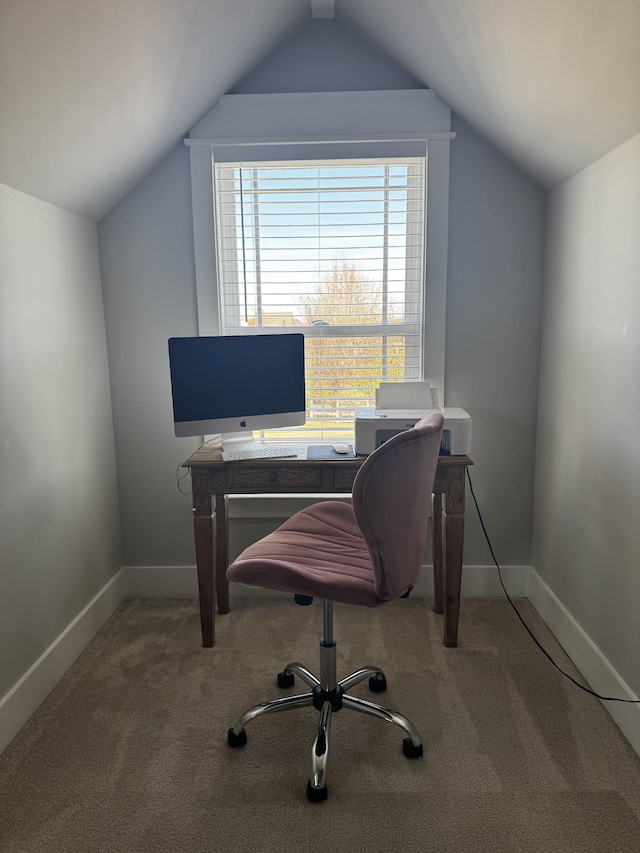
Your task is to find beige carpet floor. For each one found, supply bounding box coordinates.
[1,597,640,852]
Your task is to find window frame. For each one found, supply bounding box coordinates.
[187,90,453,402]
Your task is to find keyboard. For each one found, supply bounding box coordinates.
[221,445,300,462]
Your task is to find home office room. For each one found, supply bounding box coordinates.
[1,1,639,850]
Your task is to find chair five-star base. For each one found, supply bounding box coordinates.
[227,599,423,802]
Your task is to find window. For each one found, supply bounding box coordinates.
[187,89,453,441]
[213,157,426,441]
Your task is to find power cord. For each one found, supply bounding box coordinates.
[466,468,640,704]
[175,438,219,505]
[176,463,192,506]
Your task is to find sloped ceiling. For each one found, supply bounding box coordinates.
[0,0,638,221]
[340,0,640,191]
[0,0,306,219]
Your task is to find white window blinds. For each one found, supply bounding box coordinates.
[213,157,426,441]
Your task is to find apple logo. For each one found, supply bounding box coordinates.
[240,420,247,428]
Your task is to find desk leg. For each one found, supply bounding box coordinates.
[214,494,230,615]
[192,473,215,647]
[443,466,466,648]
[431,493,444,614]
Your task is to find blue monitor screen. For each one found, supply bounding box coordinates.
[168,333,306,437]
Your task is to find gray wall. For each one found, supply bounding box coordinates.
[0,183,121,699]
[230,18,423,93]
[447,115,547,565]
[98,147,200,567]
[98,20,547,574]
[532,134,640,697]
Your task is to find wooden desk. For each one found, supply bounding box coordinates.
[184,443,472,649]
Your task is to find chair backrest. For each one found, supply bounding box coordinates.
[351,411,444,601]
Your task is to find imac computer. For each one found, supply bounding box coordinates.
[168,333,306,455]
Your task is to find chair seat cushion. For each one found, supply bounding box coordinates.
[226,501,384,607]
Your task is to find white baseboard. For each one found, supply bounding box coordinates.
[124,563,531,599]
[0,569,127,755]
[528,568,640,756]
[126,565,200,597]
[458,564,530,598]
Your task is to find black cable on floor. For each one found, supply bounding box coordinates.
[466,468,639,704]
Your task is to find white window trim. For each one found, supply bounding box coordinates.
[186,89,453,400]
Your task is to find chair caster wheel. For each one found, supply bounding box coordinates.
[228,728,247,748]
[369,674,387,693]
[402,737,423,758]
[277,671,295,688]
[307,781,328,802]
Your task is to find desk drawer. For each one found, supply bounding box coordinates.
[333,467,358,490]
[226,466,322,492]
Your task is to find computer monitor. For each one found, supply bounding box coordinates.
[168,333,306,450]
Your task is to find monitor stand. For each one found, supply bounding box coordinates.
[220,432,266,454]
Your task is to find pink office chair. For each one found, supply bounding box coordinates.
[226,412,444,802]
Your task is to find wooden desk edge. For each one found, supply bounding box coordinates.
[183,443,473,469]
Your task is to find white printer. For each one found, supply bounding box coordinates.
[354,382,472,456]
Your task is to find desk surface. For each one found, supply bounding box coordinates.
[184,439,472,469]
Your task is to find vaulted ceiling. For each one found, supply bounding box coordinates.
[1,0,638,220]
